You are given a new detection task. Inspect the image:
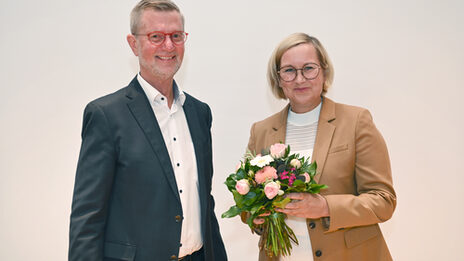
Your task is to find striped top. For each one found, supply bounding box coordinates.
[285,102,322,161]
[280,101,321,261]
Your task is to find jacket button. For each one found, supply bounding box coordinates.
[170,255,177,260]
[175,215,182,222]
[309,222,316,229]
[315,250,322,257]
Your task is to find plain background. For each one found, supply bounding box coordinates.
[1,0,463,260]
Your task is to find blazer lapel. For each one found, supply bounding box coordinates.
[312,97,336,183]
[125,77,181,203]
[267,105,289,151]
[182,94,208,221]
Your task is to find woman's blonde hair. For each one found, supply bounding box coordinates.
[267,33,334,99]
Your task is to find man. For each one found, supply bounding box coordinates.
[69,1,227,260]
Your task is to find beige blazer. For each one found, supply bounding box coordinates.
[247,97,396,261]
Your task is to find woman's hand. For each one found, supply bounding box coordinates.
[253,211,271,225]
[276,193,329,219]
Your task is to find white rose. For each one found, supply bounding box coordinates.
[250,155,274,168]
[290,159,302,169]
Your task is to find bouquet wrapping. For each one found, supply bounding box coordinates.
[222,143,327,257]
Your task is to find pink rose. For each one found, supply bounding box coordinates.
[254,166,277,184]
[269,143,286,158]
[235,179,250,195]
[264,181,280,199]
[301,172,310,183]
[235,162,242,171]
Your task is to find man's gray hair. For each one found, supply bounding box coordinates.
[130,0,184,34]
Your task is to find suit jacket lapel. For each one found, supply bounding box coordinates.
[312,97,336,183]
[125,77,181,203]
[183,95,208,221]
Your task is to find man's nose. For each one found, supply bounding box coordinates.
[162,35,175,50]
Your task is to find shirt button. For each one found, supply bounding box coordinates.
[161,97,165,101]
[179,189,183,193]
[180,243,182,247]
[173,137,177,141]
[309,222,316,229]
[177,163,180,167]
[315,250,322,257]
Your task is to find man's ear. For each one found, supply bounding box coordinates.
[127,34,138,56]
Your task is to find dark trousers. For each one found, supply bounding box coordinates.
[104,247,205,261]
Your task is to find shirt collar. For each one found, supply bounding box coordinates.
[137,73,186,106]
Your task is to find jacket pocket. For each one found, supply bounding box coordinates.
[104,241,136,261]
[328,143,348,154]
[344,224,380,249]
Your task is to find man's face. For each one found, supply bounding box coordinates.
[128,10,184,81]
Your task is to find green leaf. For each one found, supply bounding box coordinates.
[244,160,251,170]
[243,191,257,206]
[284,145,291,158]
[236,168,247,180]
[224,175,236,191]
[272,197,291,208]
[250,204,264,215]
[233,190,244,208]
[291,179,304,188]
[308,162,317,175]
[246,213,256,229]
[308,184,328,193]
[221,205,241,218]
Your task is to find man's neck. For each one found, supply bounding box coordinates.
[140,73,175,108]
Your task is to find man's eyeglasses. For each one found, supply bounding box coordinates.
[134,31,188,45]
[278,63,320,82]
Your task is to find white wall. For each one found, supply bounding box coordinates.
[1,0,463,260]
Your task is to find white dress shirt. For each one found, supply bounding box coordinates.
[137,74,203,257]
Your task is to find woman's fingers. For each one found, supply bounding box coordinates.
[253,211,271,224]
[253,218,265,225]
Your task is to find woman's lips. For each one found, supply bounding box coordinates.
[294,87,309,92]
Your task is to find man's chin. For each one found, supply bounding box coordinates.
[152,68,179,80]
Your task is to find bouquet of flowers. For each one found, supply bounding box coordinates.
[222,143,327,257]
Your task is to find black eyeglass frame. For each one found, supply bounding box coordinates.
[278,62,321,82]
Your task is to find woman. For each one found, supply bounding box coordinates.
[247,33,396,260]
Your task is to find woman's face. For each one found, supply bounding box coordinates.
[279,43,324,113]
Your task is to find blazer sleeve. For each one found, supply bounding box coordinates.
[69,102,116,261]
[202,103,228,260]
[324,109,396,232]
